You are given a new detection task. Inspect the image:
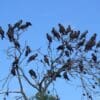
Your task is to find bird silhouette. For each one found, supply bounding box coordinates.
[77,38,85,48]
[0,26,4,39]
[27,53,38,63]
[65,51,70,57]
[6,24,14,42]
[85,34,96,51]
[66,44,73,52]
[51,27,60,40]
[57,44,64,51]
[12,56,19,67]
[11,66,16,76]
[18,22,32,30]
[58,23,66,35]
[66,25,71,33]
[91,53,97,63]
[46,33,52,43]
[79,30,88,39]
[44,55,49,65]
[96,41,100,48]
[13,39,20,49]
[25,46,31,56]
[63,72,69,80]
[13,20,23,29]
[29,69,37,79]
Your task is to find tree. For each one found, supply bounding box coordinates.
[0,20,100,100]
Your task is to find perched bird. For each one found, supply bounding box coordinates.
[0,26,4,39]
[57,44,64,51]
[92,53,97,63]
[79,61,84,72]
[29,69,37,79]
[26,22,32,26]
[79,30,88,40]
[77,38,85,48]
[96,41,100,48]
[25,46,31,56]
[12,56,19,67]
[66,25,71,33]
[66,44,73,52]
[46,33,52,43]
[65,50,70,57]
[11,67,16,76]
[63,72,69,80]
[58,23,66,34]
[6,24,14,42]
[13,20,23,29]
[85,34,96,51]
[18,22,32,30]
[90,33,97,40]
[51,27,60,40]
[70,31,80,40]
[27,53,38,63]
[13,39,20,49]
[44,55,49,65]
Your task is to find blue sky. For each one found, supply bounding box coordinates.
[0,0,100,100]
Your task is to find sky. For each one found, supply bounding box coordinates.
[0,0,100,100]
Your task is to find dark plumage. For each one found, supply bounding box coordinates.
[18,22,32,30]
[12,56,19,67]
[27,53,38,63]
[11,67,16,76]
[85,34,96,51]
[7,24,14,42]
[79,61,84,72]
[46,33,52,43]
[29,69,37,79]
[13,39,20,49]
[44,55,49,65]
[51,27,60,40]
[66,25,71,33]
[69,31,80,40]
[58,23,66,34]
[65,51,70,57]
[66,44,73,52]
[63,72,69,80]
[77,39,85,48]
[96,41,100,48]
[25,46,31,56]
[57,44,64,51]
[0,26,4,39]
[79,30,88,39]
[13,20,23,29]
[92,53,97,63]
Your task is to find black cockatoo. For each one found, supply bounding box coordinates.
[91,53,97,63]
[57,44,64,51]
[25,46,31,56]
[58,23,66,34]
[6,24,14,42]
[13,20,23,29]
[19,22,32,30]
[79,30,88,40]
[12,56,19,67]
[11,67,16,76]
[0,26,4,39]
[51,27,60,40]
[63,72,69,80]
[46,33,52,43]
[44,55,49,65]
[29,69,37,79]
[27,53,38,63]
[66,25,71,33]
[13,39,20,49]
